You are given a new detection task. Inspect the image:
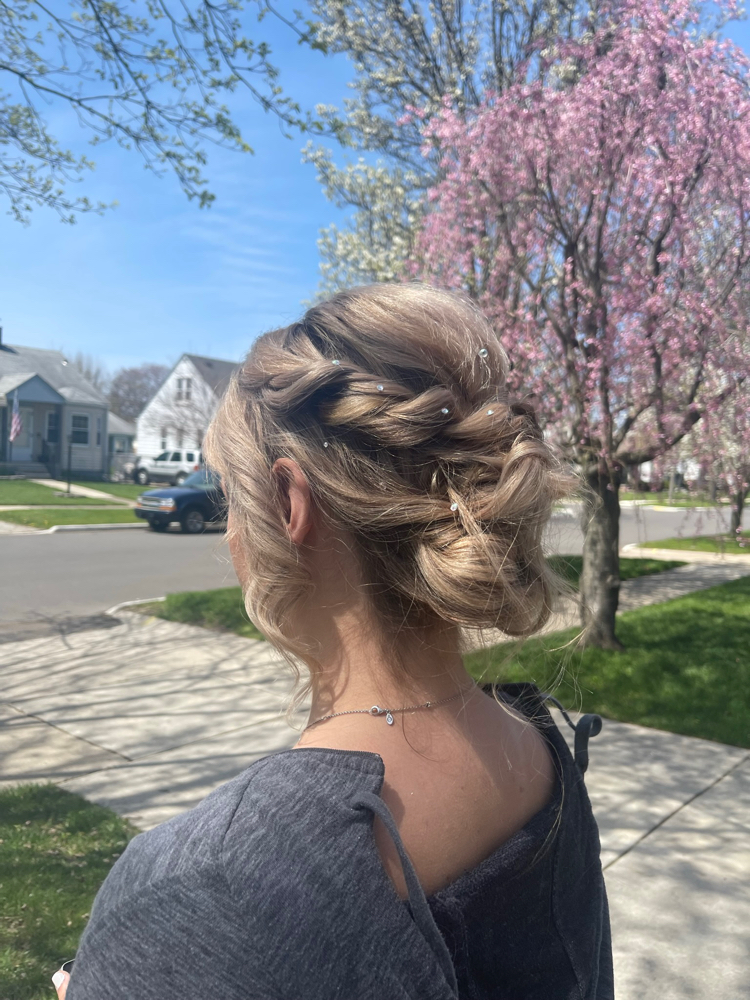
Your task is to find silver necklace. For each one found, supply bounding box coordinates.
[304,683,476,730]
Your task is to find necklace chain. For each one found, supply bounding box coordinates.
[304,683,476,730]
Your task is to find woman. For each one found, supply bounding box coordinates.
[56,283,613,999]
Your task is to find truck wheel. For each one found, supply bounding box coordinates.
[136,468,150,486]
[180,507,205,534]
[175,472,187,485]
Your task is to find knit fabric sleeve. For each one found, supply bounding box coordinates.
[65,874,281,1000]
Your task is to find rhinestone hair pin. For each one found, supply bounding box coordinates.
[477,346,510,406]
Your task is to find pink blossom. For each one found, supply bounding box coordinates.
[413,0,750,476]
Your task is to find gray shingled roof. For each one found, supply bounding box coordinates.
[107,411,137,436]
[185,354,237,396]
[0,344,107,405]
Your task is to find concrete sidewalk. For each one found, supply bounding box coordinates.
[30,479,134,504]
[1,612,748,999]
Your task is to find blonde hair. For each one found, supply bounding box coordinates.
[205,283,574,684]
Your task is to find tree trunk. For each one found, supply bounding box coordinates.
[579,469,624,650]
[730,488,746,536]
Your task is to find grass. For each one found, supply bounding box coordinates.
[548,555,686,587]
[0,783,140,1000]
[136,586,265,641]
[72,481,143,500]
[640,531,750,554]
[466,575,750,749]
[0,482,119,507]
[0,509,140,529]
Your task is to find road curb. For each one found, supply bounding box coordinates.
[106,596,166,616]
[45,522,148,534]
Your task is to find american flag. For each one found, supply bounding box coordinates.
[9,392,22,442]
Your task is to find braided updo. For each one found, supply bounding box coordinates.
[204,283,574,662]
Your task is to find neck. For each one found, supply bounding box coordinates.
[294,613,477,743]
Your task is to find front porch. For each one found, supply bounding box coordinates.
[1,398,64,476]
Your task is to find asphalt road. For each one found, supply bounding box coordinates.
[0,528,237,626]
[0,504,744,626]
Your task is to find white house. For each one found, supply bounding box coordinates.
[0,334,109,477]
[135,353,237,459]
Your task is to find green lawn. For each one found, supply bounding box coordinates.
[0,481,119,506]
[466,575,750,749]
[0,509,140,529]
[641,531,750,554]
[136,587,265,641]
[0,783,140,1000]
[72,481,143,500]
[548,555,686,586]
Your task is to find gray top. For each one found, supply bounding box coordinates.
[66,683,613,1000]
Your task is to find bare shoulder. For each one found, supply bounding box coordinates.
[373,689,558,899]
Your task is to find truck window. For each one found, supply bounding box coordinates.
[155,452,169,461]
[170,452,181,462]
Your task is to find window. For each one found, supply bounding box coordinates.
[46,411,60,444]
[186,452,194,463]
[96,416,102,446]
[176,377,192,402]
[71,414,89,445]
[170,452,182,462]
[155,451,169,461]
[160,427,167,450]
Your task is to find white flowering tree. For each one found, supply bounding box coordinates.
[305,0,607,292]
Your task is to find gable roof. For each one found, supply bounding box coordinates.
[107,411,137,437]
[0,373,65,405]
[0,344,107,405]
[184,354,237,396]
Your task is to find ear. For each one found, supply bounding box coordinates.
[273,458,314,546]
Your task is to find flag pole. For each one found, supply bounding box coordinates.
[8,390,15,465]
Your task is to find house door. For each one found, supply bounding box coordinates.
[11,407,34,462]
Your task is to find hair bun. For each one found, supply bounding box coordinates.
[205,283,575,659]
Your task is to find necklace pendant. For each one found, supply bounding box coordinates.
[386,711,394,725]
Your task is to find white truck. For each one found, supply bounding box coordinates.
[133,449,202,486]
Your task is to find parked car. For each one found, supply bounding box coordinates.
[134,468,225,533]
[133,450,202,486]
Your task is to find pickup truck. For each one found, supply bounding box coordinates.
[133,450,202,486]
[134,468,225,533]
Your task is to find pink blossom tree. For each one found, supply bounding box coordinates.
[414,0,750,648]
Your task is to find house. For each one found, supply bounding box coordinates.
[107,412,136,456]
[0,332,109,478]
[135,353,237,459]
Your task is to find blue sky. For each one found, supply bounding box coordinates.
[0,8,354,372]
[1,5,749,374]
